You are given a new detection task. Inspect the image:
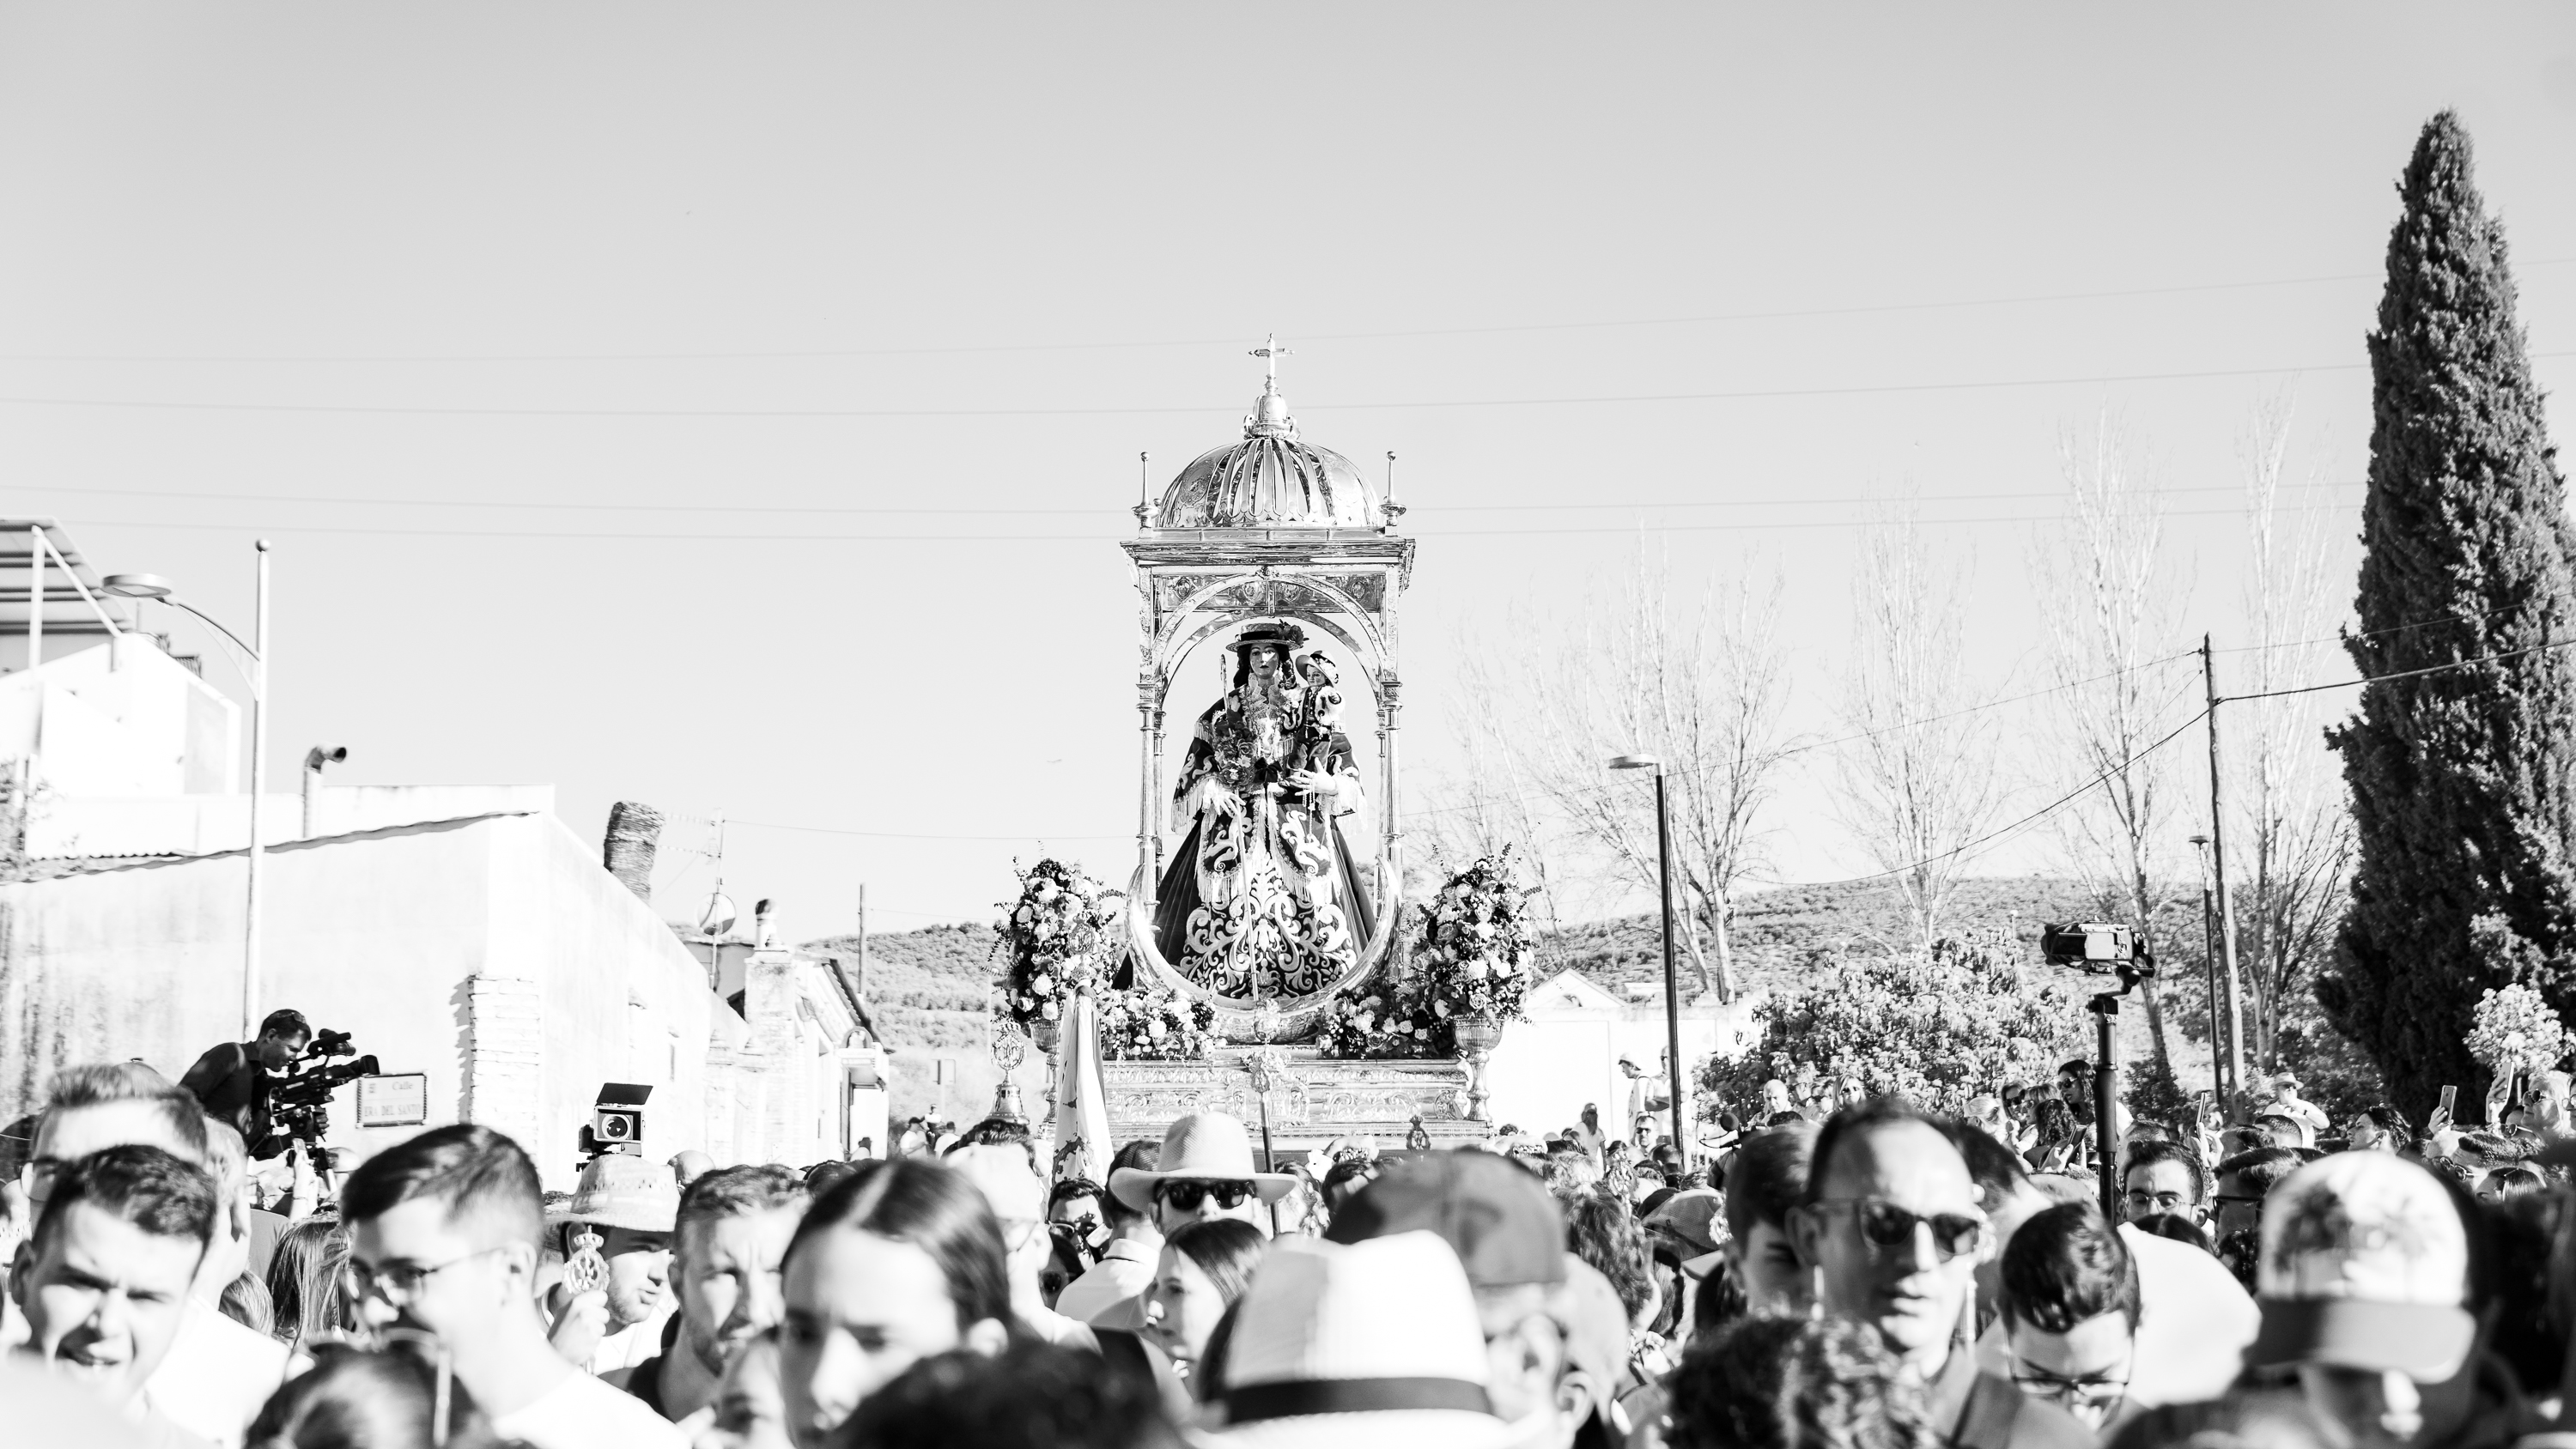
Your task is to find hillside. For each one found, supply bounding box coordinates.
[806,877,2151,1118]
[1544,876,2122,998]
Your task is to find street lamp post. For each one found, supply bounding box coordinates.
[1609,752,1688,1173]
[106,542,272,1040]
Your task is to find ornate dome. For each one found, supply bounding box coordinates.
[1154,378,1381,530]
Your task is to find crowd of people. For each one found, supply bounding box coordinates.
[8,1040,2576,1449]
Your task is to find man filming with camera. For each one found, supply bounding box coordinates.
[177,1009,310,1158]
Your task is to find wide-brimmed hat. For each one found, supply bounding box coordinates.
[548,1152,679,1234]
[1109,1113,1297,1211]
[1202,1232,1510,1449]
[2245,1152,2476,1382]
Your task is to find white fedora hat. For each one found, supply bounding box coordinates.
[1109,1112,1297,1211]
[1200,1231,1510,1448]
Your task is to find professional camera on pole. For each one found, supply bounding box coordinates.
[2038,923,2154,1219]
[265,1028,382,1186]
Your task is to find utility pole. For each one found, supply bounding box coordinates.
[856,882,868,997]
[2201,636,2250,1110]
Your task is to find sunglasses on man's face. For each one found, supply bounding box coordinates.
[1156,1180,1254,1211]
[1807,1197,1986,1261]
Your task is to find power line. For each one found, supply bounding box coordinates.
[2,350,2568,420]
[2220,634,2576,703]
[32,499,2368,545]
[0,477,2363,518]
[9,258,2567,366]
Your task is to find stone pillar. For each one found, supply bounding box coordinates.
[464,976,545,1154]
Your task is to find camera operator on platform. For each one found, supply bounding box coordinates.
[177,1008,310,1159]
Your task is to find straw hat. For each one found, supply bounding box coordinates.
[1109,1113,1297,1211]
[1201,1232,1510,1448]
[548,1151,679,1233]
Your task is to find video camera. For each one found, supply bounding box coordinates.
[265,1028,380,1166]
[2039,922,2154,992]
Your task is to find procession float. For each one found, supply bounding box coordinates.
[991,348,1517,1164]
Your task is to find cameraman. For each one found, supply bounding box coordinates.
[178,1008,311,1158]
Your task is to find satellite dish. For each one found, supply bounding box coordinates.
[697,891,738,940]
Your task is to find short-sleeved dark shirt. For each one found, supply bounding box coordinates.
[179,1041,270,1148]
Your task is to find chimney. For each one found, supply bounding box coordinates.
[602,801,663,903]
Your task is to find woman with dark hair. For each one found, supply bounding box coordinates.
[265,1217,358,1348]
[247,1344,507,1449]
[780,1157,1014,1447]
[2026,1093,2083,1173]
[1667,1316,1933,1449]
[1139,1217,1264,1382]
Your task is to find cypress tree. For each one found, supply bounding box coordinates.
[2319,111,2576,1115]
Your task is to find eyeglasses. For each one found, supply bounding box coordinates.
[1155,1180,1254,1211]
[2210,1193,2264,1210]
[344,1246,509,1306]
[2123,1189,2195,1215]
[2010,1358,2132,1412]
[18,1155,69,1205]
[1806,1197,1986,1261]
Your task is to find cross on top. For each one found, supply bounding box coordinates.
[1249,332,1291,383]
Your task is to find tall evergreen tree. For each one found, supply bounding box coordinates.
[2320,112,2576,1115]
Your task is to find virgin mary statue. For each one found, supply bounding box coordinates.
[1152,623,1377,1001]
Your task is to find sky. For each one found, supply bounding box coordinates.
[3,5,2574,938]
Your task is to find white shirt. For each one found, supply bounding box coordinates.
[1976,1222,2259,1407]
[143,1298,295,1449]
[1059,1239,1157,1325]
[492,1367,689,1449]
[586,1299,676,1376]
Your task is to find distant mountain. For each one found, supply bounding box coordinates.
[1543,876,2116,997]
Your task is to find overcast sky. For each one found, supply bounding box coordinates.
[3,5,2573,936]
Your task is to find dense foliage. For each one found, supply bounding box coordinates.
[1699,928,2089,1119]
[2322,112,2576,1114]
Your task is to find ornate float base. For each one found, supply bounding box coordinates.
[1103,1049,1487,1164]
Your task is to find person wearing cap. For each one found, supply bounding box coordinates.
[949,1143,1098,1349]
[1201,1231,1514,1448]
[1792,1100,2090,1449]
[1324,1150,1624,1449]
[2249,1152,2540,1449]
[548,1152,679,1377]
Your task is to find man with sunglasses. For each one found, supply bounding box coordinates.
[1107,1112,1293,1239]
[1790,1099,2089,1449]
[341,1124,684,1449]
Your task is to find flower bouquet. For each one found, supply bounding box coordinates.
[1316,987,1444,1060]
[990,858,1123,1032]
[1097,986,1216,1062]
[2467,983,2570,1100]
[1409,848,1537,1029]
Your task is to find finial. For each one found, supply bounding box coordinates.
[1249,332,1291,387]
[1242,335,1297,439]
[1134,451,1151,531]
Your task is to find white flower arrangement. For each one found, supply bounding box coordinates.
[991,858,1121,1032]
[2467,984,2570,1079]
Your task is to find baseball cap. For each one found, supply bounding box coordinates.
[949,1143,1044,1224]
[1643,1188,1723,1259]
[2245,1153,2476,1381]
[1323,1150,1565,1289]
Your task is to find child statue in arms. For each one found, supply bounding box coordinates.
[1153,623,1377,1001]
